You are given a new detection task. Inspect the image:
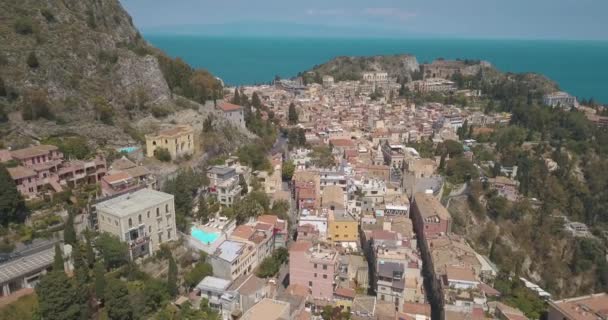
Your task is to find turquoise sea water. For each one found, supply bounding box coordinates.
[191,227,220,245]
[144,35,608,103]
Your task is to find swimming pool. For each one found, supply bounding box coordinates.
[118,146,139,153]
[191,227,220,245]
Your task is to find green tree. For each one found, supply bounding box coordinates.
[281,160,295,181]
[26,51,39,68]
[252,92,262,108]
[85,232,95,268]
[167,254,178,297]
[53,243,64,272]
[0,76,6,98]
[154,147,172,162]
[288,102,298,124]
[197,196,211,223]
[239,173,248,196]
[0,164,27,225]
[439,152,446,171]
[144,279,170,313]
[231,88,241,105]
[63,210,77,245]
[21,89,53,120]
[184,260,213,289]
[74,262,92,320]
[36,270,80,320]
[96,233,129,269]
[105,278,133,320]
[94,261,106,300]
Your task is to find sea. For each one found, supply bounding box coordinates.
[144,35,608,103]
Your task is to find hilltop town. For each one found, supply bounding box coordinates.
[2,47,608,320]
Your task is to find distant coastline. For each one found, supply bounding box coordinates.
[144,34,608,103]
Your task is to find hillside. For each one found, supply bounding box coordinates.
[0,0,224,149]
[301,54,420,83]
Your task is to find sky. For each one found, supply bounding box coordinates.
[120,0,608,40]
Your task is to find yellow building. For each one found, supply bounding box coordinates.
[145,125,194,160]
[328,210,359,244]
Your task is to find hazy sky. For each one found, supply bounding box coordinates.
[120,0,608,40]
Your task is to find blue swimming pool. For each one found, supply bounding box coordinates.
[118,146,139,153]
[191,227,220,245]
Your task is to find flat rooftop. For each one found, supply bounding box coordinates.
[196,276,232,291]
[413,192,450,220]
[214,240,245,263]
[241,298,290,320]
[96,189,174,217]
[0,245,55,284]
[549,293,608,320]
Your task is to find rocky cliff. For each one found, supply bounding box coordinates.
[0,0,223,148]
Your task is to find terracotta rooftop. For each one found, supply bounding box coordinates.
[7,166,37,179]
[110,156,136,170]
[102,171,132,184]
[10,145,58,160]
[413,192,450,220]
[218,102,243,112]
[446,266,478,283]
[549,293,608,320]
[402,302,431,316]
[334,287,356,299]
[257,214,278,226]
[289,241,313,253]
[329,139,355,147]
[231,225,255,240]
[285,284,310,297]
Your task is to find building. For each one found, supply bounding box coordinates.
[196,276,232,311]
[487,176,520,202]
[547,293,608,320]
[323,75,335,88]
[411,192,451,238]
[410,78,456,93]
[100,157,156,197]
[257,215,289,249]
[207,165,242,207]
[209,239,258,281]
[96,189,177,259]
[328,210,359,245]
[543,92,578,109]
[240,298,290,320]
[2,145,107,198]
[145,125,194,159]
[218,102,246,129]
[289,241,337,300]
[362,72,389,83]
[322,185,346,210]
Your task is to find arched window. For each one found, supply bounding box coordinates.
[128,218,132,227]
[156,208,160,217]
[165,204,169,213]
[138,214,142,224]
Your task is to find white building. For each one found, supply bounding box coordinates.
[543,91,578,109]
[218,102,246,129]
[96,189,177,259]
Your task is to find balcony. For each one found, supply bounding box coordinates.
[129,235,151,249]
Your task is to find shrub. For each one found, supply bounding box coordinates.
[151,105,171,118]
[40,9,55,23]
[14,17,34,35]
[21,90,53,120]
[26,52,39,68]
[154,148,171,162]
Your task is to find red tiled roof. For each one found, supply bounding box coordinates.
[7,166,37,179]
[255,222,273,231]
[329,139,355,147]
[232,225,255,240]
[334,288,356,299]
[102,171,132,184]
[402,302,431,316]
[257,215,278,226]
[290,241,312,252]
[218,102,243,112]
[371,229,398,241]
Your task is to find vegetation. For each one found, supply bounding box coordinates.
[154,147,172,162]
[95,232,129,269]
[184,259,213,289]
[163,168,206,231]
[14,17,34,35]
[282,160,296,181]
[256,247,289,278]
[311,145,335,167]
[0,293,38,320]
[0,164,27,226]
[42,136,91,159]
[26,52,39,68]
[21,90,53,120]
[157,54,221,104]
[288,102,298,124]
[237,144,271,171]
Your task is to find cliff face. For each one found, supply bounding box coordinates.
[302,55,420,83]
[0,0,220,147]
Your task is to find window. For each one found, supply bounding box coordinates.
[167,230,172,240]
[165,204,169,213]
[323,265,327,270]
[166,215,171,225]
[314,263,317,269]
[314,273,317,278]
[138,214,142,224]
[158,233,162,243]
[156,208,160,217]
[147,211,150,218]
[148,226,151,233]
[128,218,132,227]
[308,281,313,287]
[323,274,327,279]
[344,234,348,238]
